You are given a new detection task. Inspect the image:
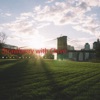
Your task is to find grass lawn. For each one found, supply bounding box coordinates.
[0,59,100,100]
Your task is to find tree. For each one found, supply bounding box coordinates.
[43,51,54,59]
[0,32,7,57]
[0,32,7,49]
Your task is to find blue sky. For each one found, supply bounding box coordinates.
[0,0,100,49]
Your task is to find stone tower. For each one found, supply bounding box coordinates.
[57,36,67,60]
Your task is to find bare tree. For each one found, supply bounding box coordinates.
[0,32,7,49]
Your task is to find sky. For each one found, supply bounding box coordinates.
[0,0,100,49]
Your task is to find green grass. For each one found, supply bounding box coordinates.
[0,59,100,100]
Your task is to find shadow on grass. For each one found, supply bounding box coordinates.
[0,58,72,100]
[0,59,17,66]
[0,59,29,100]
[40,59,72,100]
[0,59,28,80]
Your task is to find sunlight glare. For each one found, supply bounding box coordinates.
[29,35,45,49]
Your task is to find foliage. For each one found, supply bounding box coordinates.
[43,51,54,59]
[0,32,7,49]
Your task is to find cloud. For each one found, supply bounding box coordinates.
[83,0,100,7]
[4,13,12,16]
[0,0,100,47]
[33,0,100,37]
[73,15,100,37]
[0,11,51,35]
[34,1,86,25]
[34,2,73,25]
[0,11,47,47]
[1,21,38,35]
[37,22,50,28]
[46,0,55,3]
[0,11,12,17]
[0,12,38,35]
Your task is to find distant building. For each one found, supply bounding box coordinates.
[2,44,18,49]
[67,45,74,59]
[84,43,90,60]
[84,43,90,50]
[67,45,74,50]
[93,39,100,50]
[79,52,83,61]
[93,42,97,50]
[57,36,67,60]
[93,39,100,59]
[57,35,97,61]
